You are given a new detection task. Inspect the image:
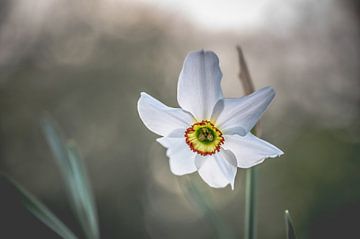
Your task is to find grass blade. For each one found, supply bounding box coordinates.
[41,117,99,239]
[285,210,297,239]
[4,177,78,239]
[66,143,99,239]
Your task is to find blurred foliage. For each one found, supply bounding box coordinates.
[3,176,78,239]
[41,118,99,239]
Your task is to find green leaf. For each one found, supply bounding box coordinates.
[5,177,78,239]
[41,118,99,239]
[285,210,297,239]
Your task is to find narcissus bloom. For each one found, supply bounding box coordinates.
[138,50,283,189]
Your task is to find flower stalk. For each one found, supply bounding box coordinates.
[244,167,256,239]
[236,45,258,239]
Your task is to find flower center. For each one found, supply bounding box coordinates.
[185,120,224,156]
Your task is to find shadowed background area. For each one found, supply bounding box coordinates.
[0,0,359,238]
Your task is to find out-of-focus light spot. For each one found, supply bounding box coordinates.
[118,0,279,30]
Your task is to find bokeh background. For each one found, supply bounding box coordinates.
[0,0,359,238]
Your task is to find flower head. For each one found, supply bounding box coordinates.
[137,50,283,189]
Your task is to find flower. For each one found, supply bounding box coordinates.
[137,50,283,189]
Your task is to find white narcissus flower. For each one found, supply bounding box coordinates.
[137,50,283,189]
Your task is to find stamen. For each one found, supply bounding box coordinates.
[184,120,224,156]
[198,133,206,141]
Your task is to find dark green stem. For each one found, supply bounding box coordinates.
[244,167,256,239]
[236,45,258,239]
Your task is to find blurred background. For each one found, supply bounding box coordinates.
[0,0,359,238]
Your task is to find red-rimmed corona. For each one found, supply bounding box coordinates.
[185,120,224,156]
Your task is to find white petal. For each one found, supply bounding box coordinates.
[213,87,275,135]
[222,133,284,168]
[215,150,237,189]
[137,92,193,136]
[195,150,237,189]
[157,136,197,176]
[177,50,223,120]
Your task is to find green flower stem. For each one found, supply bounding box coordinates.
[244,167,256,239]
[236,45,258,239]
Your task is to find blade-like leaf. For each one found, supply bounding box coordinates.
[285,210,297,239]
[5,177,78,239]
[66,143,99,239]
[41,118,99,239]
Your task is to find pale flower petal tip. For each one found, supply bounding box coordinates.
[267,145,285,158]
[255,86,276,101]
[186,50,220,64]
[261,86,275,93]
[253,86,276,104]
[274,149,285,157]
